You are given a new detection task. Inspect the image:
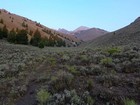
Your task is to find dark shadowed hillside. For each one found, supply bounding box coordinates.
[88,17,140,48]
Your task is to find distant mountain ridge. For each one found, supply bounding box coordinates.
[74,28,108,41]
[58,26,108,41]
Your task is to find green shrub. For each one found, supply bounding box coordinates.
[50,71,74,92]
[107,47,121,55]
[37,89,51,105]
[66,65,79,74]
[83,91,95,105]
[62,54,70,61]
[48,57,56,66]
[87,96,95,105]
[70,90,81,104]
[45,90,95,105]
[124,98,137,105]
[87,79,94,91]
[79,54,89,64]
[100,57,112,65]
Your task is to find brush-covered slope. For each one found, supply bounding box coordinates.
[89,17,140,47]
[1,40,140,105]
[0,9,80,46]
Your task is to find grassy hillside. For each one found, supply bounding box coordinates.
[0,9,80,46]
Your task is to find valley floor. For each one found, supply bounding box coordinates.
[0,41,140,105]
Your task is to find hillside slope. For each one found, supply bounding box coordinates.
[88,17,140,48]
[0,9,80,46]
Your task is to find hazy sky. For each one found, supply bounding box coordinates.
[0,0,140,31]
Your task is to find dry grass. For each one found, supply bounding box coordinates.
[0,9,80,45]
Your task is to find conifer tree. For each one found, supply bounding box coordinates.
[30,29,41,46]
[16,29,28,44]
[0,19,4,24]
[2,25,8,38]
[7,28,16,43]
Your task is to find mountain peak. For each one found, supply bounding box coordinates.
[73,26,90,32]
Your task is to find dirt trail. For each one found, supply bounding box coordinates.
[16,60,49,105]
[16,82,38,105]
